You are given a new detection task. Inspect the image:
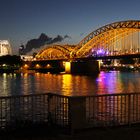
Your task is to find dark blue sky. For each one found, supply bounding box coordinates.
[0,0,140,54]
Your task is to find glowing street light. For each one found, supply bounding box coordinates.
[24,64,29,69]
[35,64,41,69]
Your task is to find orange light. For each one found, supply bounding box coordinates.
[24,64,29,69]
[46,64,51,69]
[65,62,71,73]
[35,64,41,68]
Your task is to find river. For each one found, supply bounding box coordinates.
[0,71,140,96]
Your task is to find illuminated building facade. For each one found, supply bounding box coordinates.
[0,40,12,56]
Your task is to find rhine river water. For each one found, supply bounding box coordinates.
[0,71,140,96]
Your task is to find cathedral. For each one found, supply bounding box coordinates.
[0,40,12,56]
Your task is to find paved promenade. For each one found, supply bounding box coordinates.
[0,125,140,140]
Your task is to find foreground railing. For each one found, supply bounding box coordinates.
[86,93,140,127]
[0,94,49,129]
[0,93,140,131]
[47,93,70,128]
[48,93,140,130]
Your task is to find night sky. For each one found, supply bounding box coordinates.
[0,0,140,54]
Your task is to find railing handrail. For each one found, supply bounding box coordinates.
[0,92,50,99]
[83,92,140,98]
[47,92,140,98]
[0,92,140,99]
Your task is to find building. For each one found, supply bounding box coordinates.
[0,40,12,56]
[20,55,33,61]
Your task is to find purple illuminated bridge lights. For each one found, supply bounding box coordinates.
[91,48,109,57]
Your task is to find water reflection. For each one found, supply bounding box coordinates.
[119,72,140,93]
[61,74,98,96]
[96,71,123,94]
[0,71,140,96]
[2,73,8,96]
[62,74,73,96]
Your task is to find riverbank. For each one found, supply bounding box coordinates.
[101,65,140,72]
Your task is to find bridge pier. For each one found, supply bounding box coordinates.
[65,60,100,74]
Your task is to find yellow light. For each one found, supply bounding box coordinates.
[3,73,7,77]
[46,64,51,69]
[65,62,71,73]
[62,74,72,96]
[62,61,66,67]
[97,60,102,69]
[24,64,29,69]
[35,64,41,68]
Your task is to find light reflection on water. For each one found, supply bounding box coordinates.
[0,71,140,96]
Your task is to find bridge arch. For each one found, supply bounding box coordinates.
[73,20,140,58]
[35,44,76,60]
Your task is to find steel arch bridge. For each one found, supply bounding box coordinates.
[35,44,76,60]
[36,20,140,60]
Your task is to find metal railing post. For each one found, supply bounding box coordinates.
[128,94,131,126]
[68,96,86,133]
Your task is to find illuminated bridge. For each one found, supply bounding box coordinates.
[35,44,76,60]
[31,20,140,74]
[36,20,140,60]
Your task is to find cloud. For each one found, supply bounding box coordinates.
[64,34,71,39]
[19,33,71,55]
[49,35,63,44]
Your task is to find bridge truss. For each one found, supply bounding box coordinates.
[36,20,140,60]
[35,44,76,60]
[75,20,140,58]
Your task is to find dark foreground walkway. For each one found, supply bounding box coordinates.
[1,124,140,140]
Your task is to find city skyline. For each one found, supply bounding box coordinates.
[0,0,140,54]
